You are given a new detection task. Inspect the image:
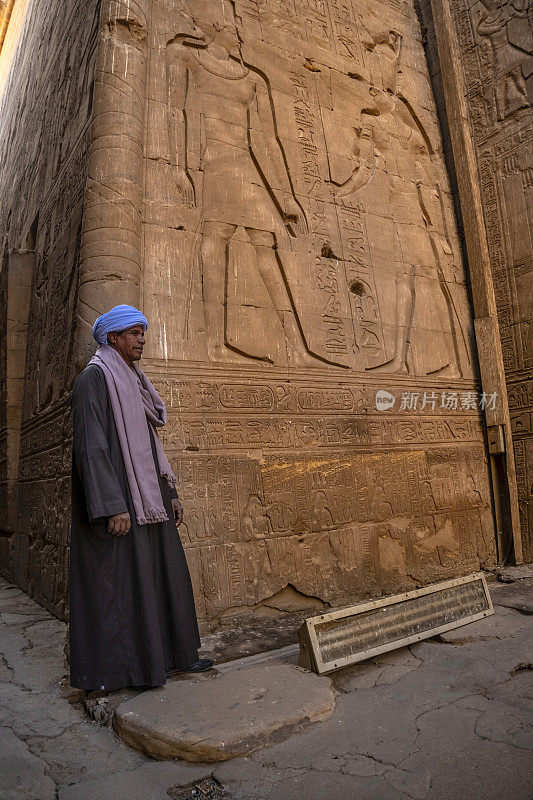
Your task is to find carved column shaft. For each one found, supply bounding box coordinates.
[76,0,149,365]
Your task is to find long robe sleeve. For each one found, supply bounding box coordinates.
[72,365,128,522]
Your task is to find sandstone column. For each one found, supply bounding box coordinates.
[76,0,150,366]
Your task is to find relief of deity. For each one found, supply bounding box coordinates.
[331,32,465,376]
[476,0,533,120]
[161,3,469,377]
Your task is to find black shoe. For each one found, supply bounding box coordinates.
[179,658,215,673]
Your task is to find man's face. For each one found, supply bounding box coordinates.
[108,325,146,365]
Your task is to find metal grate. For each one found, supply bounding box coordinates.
[298,573,493,674]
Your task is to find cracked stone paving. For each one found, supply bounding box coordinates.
[0,575,531,800]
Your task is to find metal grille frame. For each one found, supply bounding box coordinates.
[298,572,494,674]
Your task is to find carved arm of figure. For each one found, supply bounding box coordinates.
[334,117,376,199]
[414,155,453,258]
[254,78,308,234]
[166,43,195,205]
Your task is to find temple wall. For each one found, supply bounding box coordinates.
[136,0,497,630]
[447,0,533,561]
[0,0,100,616]
[0,0,510,627]
[420,0,532,561]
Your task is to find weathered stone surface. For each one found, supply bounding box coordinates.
[422,0,533,562]
[0,580,149,793]
[491,579,533,615]
[214,609,533,799]
[331,645,423,692]
[439,604,530,643]
[0,0,518,631]
[0,0,100,617]
[0,726,56,800]
[113,663,335,761]
[498,565,533,583]
[2,577,533,800]
[58,762,213,800]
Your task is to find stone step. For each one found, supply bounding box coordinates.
[113,663,335,762]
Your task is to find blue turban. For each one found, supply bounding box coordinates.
[92,305,148,345]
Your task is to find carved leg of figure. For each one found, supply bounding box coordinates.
[248,229,346,368]
[426,275,462,378]
[200,221,238,362]
[367,265,414,374]
[424,235,462,378]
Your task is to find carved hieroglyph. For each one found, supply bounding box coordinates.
[438,0,533,559]
[144,0,473,377]
[131,0,497,625]
[0,0,100,615]
[0,0,499,623]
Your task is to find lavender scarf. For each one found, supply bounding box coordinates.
[89,344,176,526]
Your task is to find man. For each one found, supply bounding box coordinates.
[69,304,213,691]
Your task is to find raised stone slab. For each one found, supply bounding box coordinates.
[113,663,334,762]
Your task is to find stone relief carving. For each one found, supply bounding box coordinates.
[449,0,533,559]
[165,0,346,367]
[136,0,497,623]
[475,0,533,120]
[0,0,102,613]
[497,147,533,368]
[329,32,466,375]
[166,447,495,618]
[242,494,272,539]
[144,0,474,376]
[0,0,501,622]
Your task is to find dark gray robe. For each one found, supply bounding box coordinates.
[69,364,200,691]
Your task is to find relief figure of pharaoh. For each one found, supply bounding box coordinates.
[166,0,336,367]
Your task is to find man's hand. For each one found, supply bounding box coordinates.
[107,512,131,535]
[172,499,183,527]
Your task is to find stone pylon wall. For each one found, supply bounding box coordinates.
[0,0,507,626]
[132,0,497,628]
[0,0,101,617]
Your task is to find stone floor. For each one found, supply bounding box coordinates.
[0,575,531,800]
